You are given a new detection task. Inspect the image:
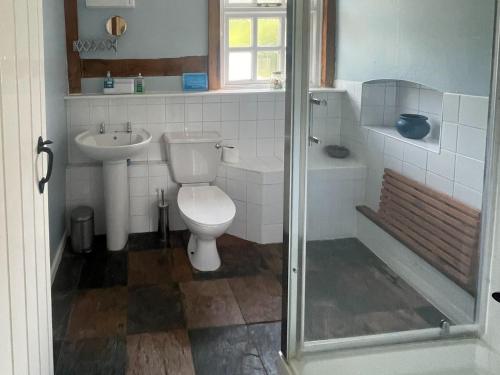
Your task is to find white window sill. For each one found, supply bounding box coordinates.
[309,87,346,93]
[64,87,346,100]
[364,125,440,153]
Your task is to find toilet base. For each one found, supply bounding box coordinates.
[187,233,221,272]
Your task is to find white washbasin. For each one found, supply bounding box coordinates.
[75,129,152,161]
[74,128,152,251]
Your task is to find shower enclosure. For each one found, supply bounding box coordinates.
[283,0,498,361]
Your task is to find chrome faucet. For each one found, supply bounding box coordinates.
[112,122,133,134]
[99,122,106,134]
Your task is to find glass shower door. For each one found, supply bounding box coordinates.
[284,0,496,359]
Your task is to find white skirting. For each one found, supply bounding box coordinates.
[51,231,68,284]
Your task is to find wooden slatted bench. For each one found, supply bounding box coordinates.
[357,169,481,294]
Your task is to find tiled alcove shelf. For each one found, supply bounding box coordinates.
[361,80,443,153]
[364,125,440,153]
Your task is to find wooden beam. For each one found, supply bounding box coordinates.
[321,0,336,87]
[80,56,208,78]
[64,0,82,94]
[208,0,221,90]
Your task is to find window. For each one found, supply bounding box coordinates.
[220,0,322,88]
[222,0,287,87]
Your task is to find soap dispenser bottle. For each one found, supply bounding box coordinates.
[104,71,114,89]
[135,73,145,94]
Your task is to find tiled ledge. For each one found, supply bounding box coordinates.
[68,153,366,176]
[365,125,440,153]
[222,157,284,174]
[64,87,346,100]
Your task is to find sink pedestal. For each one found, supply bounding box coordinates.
[103,160,129,251]
[74,129,151,250]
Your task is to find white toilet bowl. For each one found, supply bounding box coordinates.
[177,185,236,271]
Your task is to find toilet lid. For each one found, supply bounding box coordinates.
[178,186,236,226]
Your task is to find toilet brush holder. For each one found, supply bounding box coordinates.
[157,188,170,247]
[158,203,170,246]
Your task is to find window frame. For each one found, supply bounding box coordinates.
[221,2,288,88]
[211,0,330,90]
[309,1,323,87]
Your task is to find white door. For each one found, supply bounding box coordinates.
[0,0,53,374]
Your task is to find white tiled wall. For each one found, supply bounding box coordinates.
[215,163,285,244]
[66,162,186,236]
[65,90,344,243]
[310,91,343,147]
[307,167,367,241]
[66,85,487,246]
[66,157,287,243]
[337,79,489,211]
[67,92,287,164]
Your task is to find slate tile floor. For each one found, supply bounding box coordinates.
[52,232,283,375]
[52,234,450,374]
[304,238,451,341]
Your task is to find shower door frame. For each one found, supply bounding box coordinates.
[283,0,500,359]
[283,0,311,359]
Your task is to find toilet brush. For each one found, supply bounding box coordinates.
[158,189,170,246]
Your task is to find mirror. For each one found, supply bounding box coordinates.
[106,16,127,37]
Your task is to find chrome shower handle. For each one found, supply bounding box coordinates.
[310,136,321,145]
[310,96,327,106]
[308,93,325,146]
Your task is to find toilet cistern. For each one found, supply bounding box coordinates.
[164,131,236,271]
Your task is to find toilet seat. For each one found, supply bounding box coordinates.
[178,185,236,227]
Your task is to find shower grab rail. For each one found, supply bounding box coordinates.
[308,93,327,146]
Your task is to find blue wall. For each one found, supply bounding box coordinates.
[76,0,496,95]
[77,0,208,92]
[44,0,69,261]
[336,0,496,96]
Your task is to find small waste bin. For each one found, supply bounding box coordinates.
[71,206,94,254]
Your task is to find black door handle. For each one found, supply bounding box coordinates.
[493,293,500,303]
[37,136,54,194]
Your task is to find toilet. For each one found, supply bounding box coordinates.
[164,131,236,271]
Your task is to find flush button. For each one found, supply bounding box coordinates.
[493,293,500,303]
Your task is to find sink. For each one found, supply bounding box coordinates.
[74,128,152,251]
[75,129,151,162]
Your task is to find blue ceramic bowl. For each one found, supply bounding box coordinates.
[396,114,431,140]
